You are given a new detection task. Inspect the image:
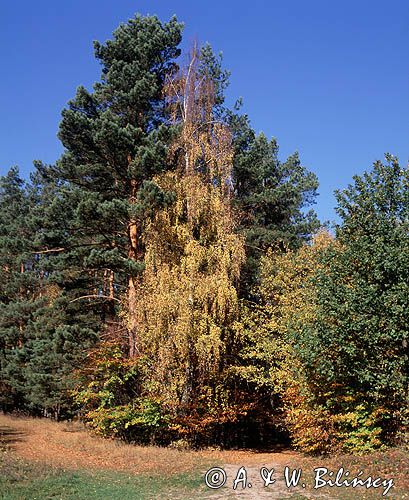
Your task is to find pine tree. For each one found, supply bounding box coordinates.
[0,167,33,409]
[0,166,100,416]
[229,114,320,295]
[46,15,183,355]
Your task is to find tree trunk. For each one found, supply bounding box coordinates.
[128,176,139,357]
[109,270,114,299]
[18,262,24,348]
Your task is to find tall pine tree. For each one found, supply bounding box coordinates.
[46,15,183,355]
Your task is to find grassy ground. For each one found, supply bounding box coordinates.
[0,413,215,499]
[0,413,407,499]
[287,447,409,499]
[0,450,206,500]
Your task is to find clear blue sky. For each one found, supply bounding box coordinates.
[1,0,408,223]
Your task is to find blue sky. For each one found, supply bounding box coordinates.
[1,0,408,223]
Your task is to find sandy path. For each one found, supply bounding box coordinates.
[203,462,330,499]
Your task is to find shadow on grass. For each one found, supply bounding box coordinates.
[0,426,27,448]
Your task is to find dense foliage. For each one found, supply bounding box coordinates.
[0,14,407,453]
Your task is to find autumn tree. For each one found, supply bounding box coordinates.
[74,45,245,444]
[66,28,321,445]
[127,46,245,441]
[254,230,337,453]
[257,156,409,453]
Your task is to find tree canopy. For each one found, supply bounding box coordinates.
[0,13,406,453]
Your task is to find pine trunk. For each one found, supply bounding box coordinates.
[128,177,139,357]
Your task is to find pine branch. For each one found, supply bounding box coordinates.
[34,247,66,254]
[69,294,121,303]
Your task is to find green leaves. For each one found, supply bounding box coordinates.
[287,156,409,451]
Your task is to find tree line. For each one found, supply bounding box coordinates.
[0,14,407,453]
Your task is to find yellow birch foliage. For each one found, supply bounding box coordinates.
[130,48,245,415]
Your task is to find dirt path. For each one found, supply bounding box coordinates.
[203,462,329,499]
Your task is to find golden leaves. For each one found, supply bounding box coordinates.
[126,48,245,408]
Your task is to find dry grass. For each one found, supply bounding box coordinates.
[287,447,409,499]
[1,413,408,499]
[0,413,299,476]
[0,413,210,476]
